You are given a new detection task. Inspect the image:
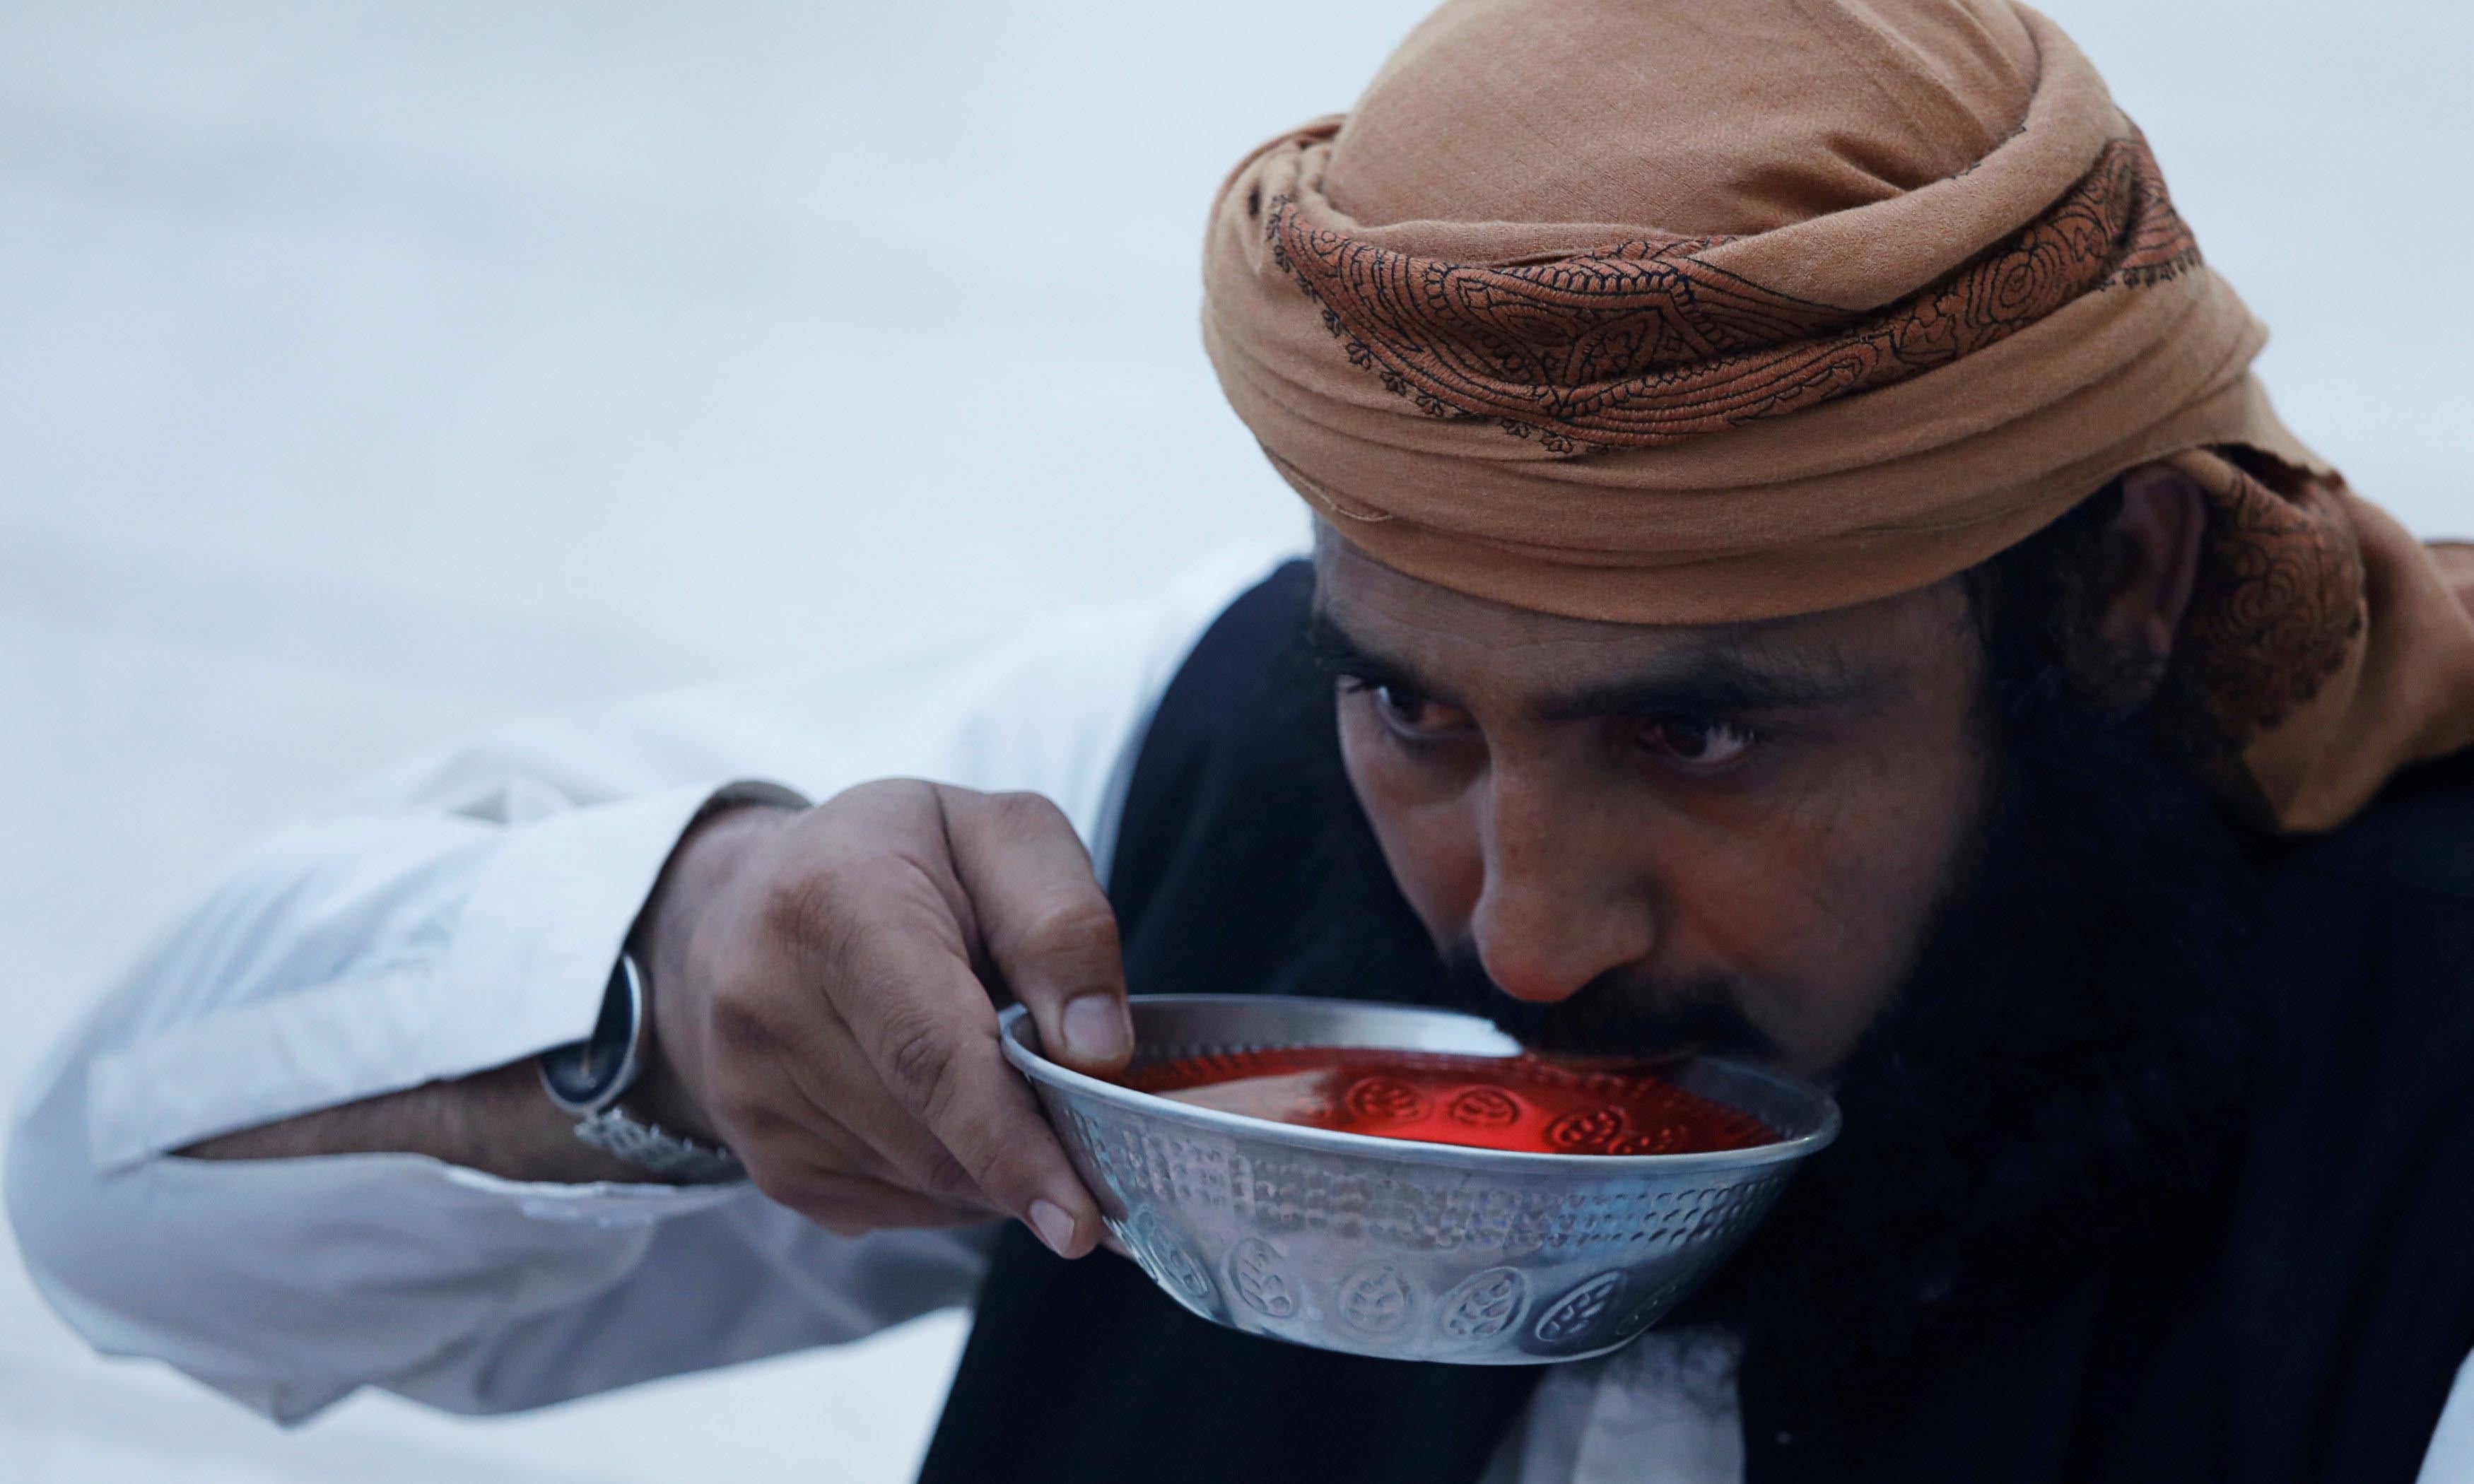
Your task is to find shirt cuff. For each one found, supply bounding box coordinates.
[432,778,804,1083]
[88,779,804,1172]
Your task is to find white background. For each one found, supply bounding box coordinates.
[2,2,2467,1480]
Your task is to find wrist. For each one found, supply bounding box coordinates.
[629,799,797,1145]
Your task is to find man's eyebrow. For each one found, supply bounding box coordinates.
[1534,657,1876,722]
[1303,608,1450,698]
[1310,605,1877,719]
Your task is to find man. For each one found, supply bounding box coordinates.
[11,0,2474,1479]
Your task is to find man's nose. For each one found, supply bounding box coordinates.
[1467,765,1656,1004]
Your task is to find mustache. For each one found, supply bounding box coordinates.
[1429,942,1781,1064]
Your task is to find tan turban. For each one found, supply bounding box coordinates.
[1202,0,2474,831]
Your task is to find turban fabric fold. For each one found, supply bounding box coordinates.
[1202,0,2474,831]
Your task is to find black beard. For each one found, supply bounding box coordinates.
[1662,675,2264,1414]
[1286,653,2263,1417]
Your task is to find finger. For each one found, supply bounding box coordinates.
[940,788,1132,1075]
[761,1167,991,1237]
[751,1003,1007,1214]
[686,932,985,1205]
[828,890,1110,1258]
[694,924,1002,1213]
[721,1064,961,1201]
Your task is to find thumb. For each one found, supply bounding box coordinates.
[939,787,1133,1074]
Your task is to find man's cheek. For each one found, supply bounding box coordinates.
[1782,807,1971,1076]
[1675,902,1888,1076]
[1764,977,1902,1080]
[1341,733,1482,938]
[1377,806,1487,941]
[1679,806,1957,1073]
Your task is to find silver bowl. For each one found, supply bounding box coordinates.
[1000,994,1839,1365]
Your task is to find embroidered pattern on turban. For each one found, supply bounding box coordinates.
[1202,0,2474,831]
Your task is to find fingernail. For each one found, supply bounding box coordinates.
[1061,994,1132,1064]
[1028,1199,1079,1256]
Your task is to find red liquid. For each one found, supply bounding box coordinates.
[1113,1046,1778,1155]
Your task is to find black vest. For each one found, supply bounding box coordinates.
[919,563,2474,1484]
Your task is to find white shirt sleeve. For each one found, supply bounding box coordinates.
[3,543,1296,1426]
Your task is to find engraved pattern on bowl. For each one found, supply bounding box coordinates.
[1532,1271,1625,1346]
[1003,994,1839,1365]
[1338,1264,1414,1334]
[1230,1237,1297,1318]
[1437,1266,1527,1342]
[1125,1211,1217,1313]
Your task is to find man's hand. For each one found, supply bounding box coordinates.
[628,782,1133,1259]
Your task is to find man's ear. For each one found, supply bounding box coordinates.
[2086,461,2210,698]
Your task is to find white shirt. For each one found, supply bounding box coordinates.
[7,545,2472,1483]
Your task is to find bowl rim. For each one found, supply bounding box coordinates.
[1000,994,1841,1174]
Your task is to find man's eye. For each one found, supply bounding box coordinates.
[1365,683,1466,738]
[1638,716,1757,769]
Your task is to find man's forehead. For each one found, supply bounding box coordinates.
[1314,525,1919,679]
